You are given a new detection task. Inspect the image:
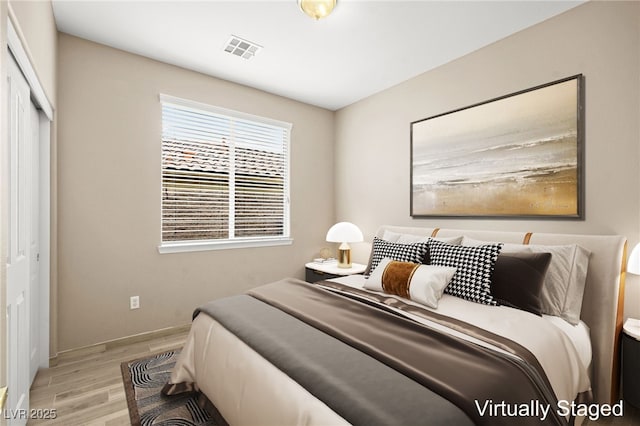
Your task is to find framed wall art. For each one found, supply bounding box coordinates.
[410,75,584,219]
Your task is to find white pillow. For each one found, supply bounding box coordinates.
[382,230,463,245]
[462,236,590,325]
[364,258,456,309]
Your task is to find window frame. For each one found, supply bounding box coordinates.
[158,94,293,254]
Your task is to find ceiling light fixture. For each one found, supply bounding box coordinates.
[298,0,337,20]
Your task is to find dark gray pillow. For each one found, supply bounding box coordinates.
[491,252,552,316]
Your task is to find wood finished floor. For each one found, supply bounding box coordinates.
[27,326,640,426]
[28,329,189,426]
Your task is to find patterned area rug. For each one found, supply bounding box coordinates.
[121,350,225,426]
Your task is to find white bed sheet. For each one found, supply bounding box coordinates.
[171,313,349,426]
[170,276,592,424]
[329,274,592,404]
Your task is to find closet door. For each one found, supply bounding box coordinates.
[29,100,41,385]
[6,53,32,423]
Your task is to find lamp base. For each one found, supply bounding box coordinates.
[337,244,352,269]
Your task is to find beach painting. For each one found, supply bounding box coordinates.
[411,75,583,218]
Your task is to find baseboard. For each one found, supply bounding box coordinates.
[49,323,191,367]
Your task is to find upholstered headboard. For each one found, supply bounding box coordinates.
[374,225,627,404]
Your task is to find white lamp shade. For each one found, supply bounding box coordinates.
[326,222,363,243]
[628,243,640,275]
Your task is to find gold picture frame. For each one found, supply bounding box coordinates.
[410,75,584,219]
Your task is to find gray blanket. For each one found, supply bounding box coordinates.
[196,278,566,425]
[196,295,473,426]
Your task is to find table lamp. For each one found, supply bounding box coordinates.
[629,243,640,275]
[326,222,363,268]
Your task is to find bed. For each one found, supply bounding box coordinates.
[164,226,627,425]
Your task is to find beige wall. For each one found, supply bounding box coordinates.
[56,34,335,351]
[32,0,640,351]
[8,0,57,106]
[335,1,640,319]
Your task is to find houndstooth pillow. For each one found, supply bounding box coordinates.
[427,239,502,305]
[366,237,430,276]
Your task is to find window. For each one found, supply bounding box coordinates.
[159,95,292,253]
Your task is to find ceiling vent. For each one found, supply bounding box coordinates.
[224,35,262,60]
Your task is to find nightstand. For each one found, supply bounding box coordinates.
[305,262,366,283]
[622,318,640,408]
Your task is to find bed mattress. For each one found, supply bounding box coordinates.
[165,277,591,425]
[333,274,593,381]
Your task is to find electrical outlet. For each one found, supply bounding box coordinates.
[130,296,140,310]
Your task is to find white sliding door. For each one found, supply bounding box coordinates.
[6,53,32,424]
[29,101,41,385]
[3,19,52,425]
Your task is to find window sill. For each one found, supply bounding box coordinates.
[158,237,293,254]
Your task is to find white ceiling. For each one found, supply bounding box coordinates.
[51,0,583,111]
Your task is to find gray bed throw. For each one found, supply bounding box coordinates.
[194,278,567,426]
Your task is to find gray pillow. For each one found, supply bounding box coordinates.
[463,237,591,324]
[502,243,590,325]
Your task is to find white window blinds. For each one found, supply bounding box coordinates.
[160,95,291,247]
